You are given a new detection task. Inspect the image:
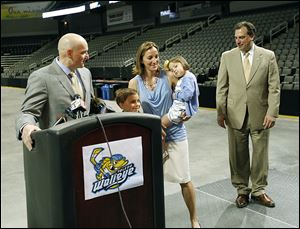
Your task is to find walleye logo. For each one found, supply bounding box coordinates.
[90,147,136,194]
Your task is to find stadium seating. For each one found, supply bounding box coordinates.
[1,5,298,93]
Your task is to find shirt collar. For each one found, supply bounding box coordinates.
[55,57,73,76]
[240,44,255,59]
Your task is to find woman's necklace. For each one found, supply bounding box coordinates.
[143,76,158,90]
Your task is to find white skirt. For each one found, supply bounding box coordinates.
[163,139,191,183]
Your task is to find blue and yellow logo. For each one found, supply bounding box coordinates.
[90,147,136,194]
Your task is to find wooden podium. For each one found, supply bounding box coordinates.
[23,113,165,228]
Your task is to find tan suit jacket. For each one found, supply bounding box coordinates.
[216,44,280,130]
[16,59,94,139]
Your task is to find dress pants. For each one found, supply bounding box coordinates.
[227,111,270,196]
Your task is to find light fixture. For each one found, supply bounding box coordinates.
[42,5,85,18]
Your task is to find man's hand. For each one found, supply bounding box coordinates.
[21,124,41,151]
[217,114,226,129]
[263,115,276,129]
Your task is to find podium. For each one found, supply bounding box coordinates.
[23,113,165,228]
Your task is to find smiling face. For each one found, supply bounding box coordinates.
[142,47,159,74]
[119,94,140,112]
[235,26,254,53]
[72,43,89,68]
[58,33,89,70]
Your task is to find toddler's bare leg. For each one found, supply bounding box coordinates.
[161,114,172,129]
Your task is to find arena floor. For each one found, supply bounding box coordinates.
[1,86,299,228]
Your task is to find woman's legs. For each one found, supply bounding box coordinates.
[165,140,200,227]
[180,181,200,228]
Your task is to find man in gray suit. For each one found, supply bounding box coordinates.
[216,21,280,208]
[16,33,94,151]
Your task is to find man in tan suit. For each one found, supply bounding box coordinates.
[216,21,280,208]
[16,33,93,151]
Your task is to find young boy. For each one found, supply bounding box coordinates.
[115,88,141,112]
[162,56,199,129]
[115,87,168,162]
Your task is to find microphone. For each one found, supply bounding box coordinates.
[90,96,116,114]
[66,94,87,119]
[65,107,76,119]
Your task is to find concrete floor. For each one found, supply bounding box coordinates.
[1,86,299,228]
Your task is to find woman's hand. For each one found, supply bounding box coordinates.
[181,112,191,122]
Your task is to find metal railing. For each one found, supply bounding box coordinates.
[165,33,182,48]
[269,21,288,44]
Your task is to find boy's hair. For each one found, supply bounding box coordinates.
[164,55,190,71]
[115,88,138,106]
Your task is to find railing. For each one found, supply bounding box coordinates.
[122,32,137,42]
[186,22,203,37]
[103,41,118,52]
[207,14,218,25]
[165,33,182,48]
[1,55,30,69]
[255,35,264,47]
[294,12,299,25]
[123,58,134,67]
[89,51,98,59]
[29,63,37,71]
[141,24,154,33]
[41,55,54,64]
[269,21,288,44]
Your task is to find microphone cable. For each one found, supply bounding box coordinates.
[96,115,132,228]
[52,114,67,127]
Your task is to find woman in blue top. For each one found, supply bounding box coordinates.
[128,41,201,228]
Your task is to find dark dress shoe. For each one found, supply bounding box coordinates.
[235,194,249,208]
[251,193,275,208]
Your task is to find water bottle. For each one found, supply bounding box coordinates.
[101,84,109,100]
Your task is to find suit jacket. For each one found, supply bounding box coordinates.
[216,44,280,130]
[15,59,94,139]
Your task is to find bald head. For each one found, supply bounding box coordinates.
[57,33,89,70]
[58,33,87,54]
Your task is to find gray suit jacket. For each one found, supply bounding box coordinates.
[15,59,94,139]
[216,44,281,130]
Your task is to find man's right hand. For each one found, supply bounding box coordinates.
[21,124,41,151]
[217,115,226,129]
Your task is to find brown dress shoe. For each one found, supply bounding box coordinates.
[235,194,249,208]
[251,193,275,208]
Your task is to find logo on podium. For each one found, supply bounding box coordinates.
[82,136,144,200]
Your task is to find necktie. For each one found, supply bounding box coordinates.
[243,52,251,83]
[69,71,84,99]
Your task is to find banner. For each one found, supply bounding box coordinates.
[82,136,144,200]
[1,1,52,20]
[106,5,133,26]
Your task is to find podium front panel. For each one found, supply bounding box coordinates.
[24,113,165,228]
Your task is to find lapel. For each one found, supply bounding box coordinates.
[248,44,262,85]
[51,60,75,97]
[232,48,245,81]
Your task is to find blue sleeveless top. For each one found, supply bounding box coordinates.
[133,70,186,142]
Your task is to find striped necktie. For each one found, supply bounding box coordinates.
[69,71,84,99]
